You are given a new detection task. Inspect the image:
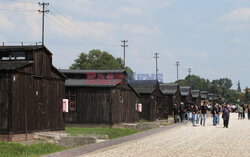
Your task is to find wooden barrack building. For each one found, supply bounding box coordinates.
[191,90,201,106]
[130,80,163,121]
[159,83,181,116]
[180,86,192,104]
[0,45,65,141]
[61,69,140,124]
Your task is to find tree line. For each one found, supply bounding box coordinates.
[70,50,249,104]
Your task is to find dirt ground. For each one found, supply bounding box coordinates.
[81,113,250,157]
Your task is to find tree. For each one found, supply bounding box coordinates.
[70,49,133,73]
[244,87,250,103]
[237,81,241,92]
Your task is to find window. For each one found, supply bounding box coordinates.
[0,51,26,60]
[69,97,76,111]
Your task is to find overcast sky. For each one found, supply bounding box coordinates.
[0,0,250,89]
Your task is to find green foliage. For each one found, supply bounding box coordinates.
[175,75,237,103]
[244,87,250,103]
[65,127,139,139]
[0,141,65,157]
[139,119,148,123]
[70,49,133,72]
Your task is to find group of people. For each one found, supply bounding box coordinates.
[238,104,250,120]
[172,102,233,128]
[172,102,209,127]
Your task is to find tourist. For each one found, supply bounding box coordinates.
[222,104,231,128]
[212,104,219,126]
[196,104,200,124]
[200,103,208,126]
[192,104,198,127]
[248,104,250,120]
[217,104,221,125]
[179,102,185,122]
[238,105,243,120]
[185,103,191,123]
[242,104,246,119]
[173,104,179,123]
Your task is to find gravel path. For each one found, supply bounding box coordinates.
[80,113,250,157]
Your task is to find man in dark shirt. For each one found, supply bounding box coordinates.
[200,103,208,126]
[192,104,198,126]
[173,104,179,123]
[213,104,219,126]
[248,104,250,120]
[185,103,191,123]
[179,102,185,122]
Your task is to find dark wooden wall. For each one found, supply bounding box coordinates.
[0,73,9,133]
[10,73,65,133]
[0,48,65,134]
[64,84,139,124]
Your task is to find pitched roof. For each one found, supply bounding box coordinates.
[200,91,208,99]
[180,86,191,96]
[130,80,158,94]
[0,61,33,70]
[0,45,52,55]
[60,69,126,74]
[65,79,122,87]
[160,83,179,95]
[208,94,214,100]
[191,90,200,98]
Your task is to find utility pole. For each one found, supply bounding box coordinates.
[154,53,159,81]
[38,2,49,45]
[188,68,191,86]
[176,61,180,81]
[121,40,128,67]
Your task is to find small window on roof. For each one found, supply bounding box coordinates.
[0,51,26,60]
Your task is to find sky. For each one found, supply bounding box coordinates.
[0,0,250,89]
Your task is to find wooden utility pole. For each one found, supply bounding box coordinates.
[188,68,191,86]
[38,2,49,45]
[121,40,128,67]
[176,61,180,81]
[154,53,159,81]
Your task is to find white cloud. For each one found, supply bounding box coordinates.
[119,5,143,16]
[183,48,208,59]
[0,14,14,30]
[122,24,162,35]
[222,8,250,23]
[231,37,244,44]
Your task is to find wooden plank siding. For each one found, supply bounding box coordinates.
[0,46,65,136]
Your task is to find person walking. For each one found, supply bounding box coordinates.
[179,102,185,122]
[196,104,201,124]
[217,104,221,125]
[242,105,246,119]
[213,104,219,126]
[222,104,231,128]
[185,103,191,123]
[173,104,179,123]
[192,104,198,127]
[248,104,250,120]
[238,105,243,120]
[200,103,208,126]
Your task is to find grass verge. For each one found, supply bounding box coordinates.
[0,141,65,157]
[66,127,139,139]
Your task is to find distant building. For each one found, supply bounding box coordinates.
[61,69,140,124]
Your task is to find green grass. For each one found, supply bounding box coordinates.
[168,116,173,118]
[139,119,148,123]
[0,141,65,157]
[65,127,139,139]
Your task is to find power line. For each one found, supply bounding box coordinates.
[49,5,119,48]
[154,53,159,81]
[176,61,180,81]
[38,2,49,45]
[121,40,128,67]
